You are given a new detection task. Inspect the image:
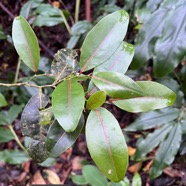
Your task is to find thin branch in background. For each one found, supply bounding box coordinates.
[14,58,21,83]
[85,0,91,21]
[59,10,72,35]
[0,2,15,19]
[59,0,75,25]
[75,0,81,23]
[38,39,54,58]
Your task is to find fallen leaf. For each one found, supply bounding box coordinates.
[44,169,61,184]
[128,146,136,156]
[128,162,142,173]
[32,171,46,184]
[143,160,153,172]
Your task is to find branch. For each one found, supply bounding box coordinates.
[0,82,55,89]
[0,2,14,19]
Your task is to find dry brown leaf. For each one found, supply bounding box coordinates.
[44,169,61,184]
[128,162,142,173]
[143,160,153,172]
[32,171,46,184]
[128,146,136,156]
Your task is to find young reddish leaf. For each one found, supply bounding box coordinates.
[52,79,85,132]
[92,72,143,99]
[86,107,128,182]
[86,91,106,110]
[12,16,40,72]
[113,81,176,112]
[80,10,129,72]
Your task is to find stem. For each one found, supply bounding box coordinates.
[14,58,21,84]
[8,125,27,153]
[85,0,91,21]
[75,0,80,23]
[60,10,71,35]
[0,82,55,89]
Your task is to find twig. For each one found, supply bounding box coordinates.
[75,0,81,23]
[58,0,74,25]
[14,58,21,83]
[8,125,27,153]
[0,2,15,19]
[38,39,54,58]
[59,10,71,35]
[0,82,55,89]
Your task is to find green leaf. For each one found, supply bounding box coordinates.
[131,8,167,69]
[86,107,128,182]
[132,173,142,186]
[92,72,143,99]
[125,107,180,131]
[80,10,129,72]
[93,41,134,74]
[154,3,186,76]
[20,0,43,19]
[67,21,92,49]
[7,105,24,124]
[82,165,108,186]
[52,79,85,132]
[0,150,30,164]
[0,93,8,107]
[51,49,79,82]
[113,81,176,112]
[134,124,172,161]
[33,3,61,16]
[0,127,14,143]
[39,157,56,167]
[33,15,63,27]
[46,116,84,157]
[72,175,88,185]
[12,16,40,72]
[86,91,106,110]
[150,123,182,179]
[21,94,50,162]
